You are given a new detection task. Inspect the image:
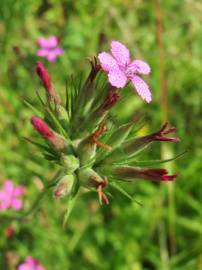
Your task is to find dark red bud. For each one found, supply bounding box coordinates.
[153,122,180,143]
[31,116,54,139]
[35,61,52,93]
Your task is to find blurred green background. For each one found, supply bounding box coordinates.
[0,0,202,269]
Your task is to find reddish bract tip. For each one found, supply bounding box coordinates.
[161,174,177,181]
[100,90,120,112]
[153,122,180,143]
[31,116,54,139]
[139,168,177,182]
[35,61,52,92]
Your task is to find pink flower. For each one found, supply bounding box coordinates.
[98,41,152,103]
[0,180,25,211]
[37,36,64,62]
[18,257,45,270]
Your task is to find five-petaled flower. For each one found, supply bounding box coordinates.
[18,257,45,270]
[0,180,25,211]
[98,41,152,103]
[37,36,64,62]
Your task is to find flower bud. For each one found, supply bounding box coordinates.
[35,61,61,104]
[53,174,75,199]
[77,137,97,165]
[35,61,52,92]
[31,116,54,139]
[102,122,180,163]
[31,116,66,151]
[99,165,176,182]
[99,89,120,112]
[78,168,103,188]
[60,155,80,174]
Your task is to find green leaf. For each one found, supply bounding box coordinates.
[24,137,58,157]
[23,99,43,117]
[63,195,78,228]
[114,151,187,166]
[109,181,143,206]
[45,107,69,140]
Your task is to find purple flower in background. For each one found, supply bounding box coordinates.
[37,36,64,62]
[18,257,45,270]
[0,180,25,211]
[98,41,152,103]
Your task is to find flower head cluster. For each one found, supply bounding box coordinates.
[18,257,45,270]
[37,36,64,62]
[25,40,180,221]
[0,180,25,211]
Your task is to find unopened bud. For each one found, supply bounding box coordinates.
[36,61,52,92]
[77,137,96,165]
[78,168,103,188]
[53,174,75,199]
[60,155,80,174]
[103,123,180,163]
[35,61,61,104]
[99,89,120,112]
[31,116,66,151]
[99,165,176,182]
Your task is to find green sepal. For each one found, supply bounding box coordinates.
[60,154,80,174]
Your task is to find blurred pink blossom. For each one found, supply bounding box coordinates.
[37,36,64,62]
[18,257,45,270]
[98,41,152,103]
[0,180,25,211]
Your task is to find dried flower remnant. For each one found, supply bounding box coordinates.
[18,257,45,270]
[0,181,25,211]
[98,41,152,102]
[152,122,180,142]
[101,166,177,182]
[37,36,64,62]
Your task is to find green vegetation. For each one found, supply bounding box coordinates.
[0,1,202,269]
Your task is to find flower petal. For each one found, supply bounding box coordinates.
[46,52,58,62]
[130,59,151,75]
[4,181,14,194]
[37,49,48,57]
[47,36,58,48]
[14,186,25,196]
[53,47,64,56]
[0,191,6,200]
[108,68,127,88]
[111,41,130,66]
[131,75,152,103]
[18,264,30,270]
[37,38,50,48]
[11,198,22,210]
[0,199,11,210]
[98,52,118,72]
[38,36,58,49]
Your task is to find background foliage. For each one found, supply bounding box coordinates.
[0,0,202,269]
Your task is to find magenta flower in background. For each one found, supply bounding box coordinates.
[37,36,64,62]
[0,180,25,211]
[98,41,152,103]
[18,257,45,270]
